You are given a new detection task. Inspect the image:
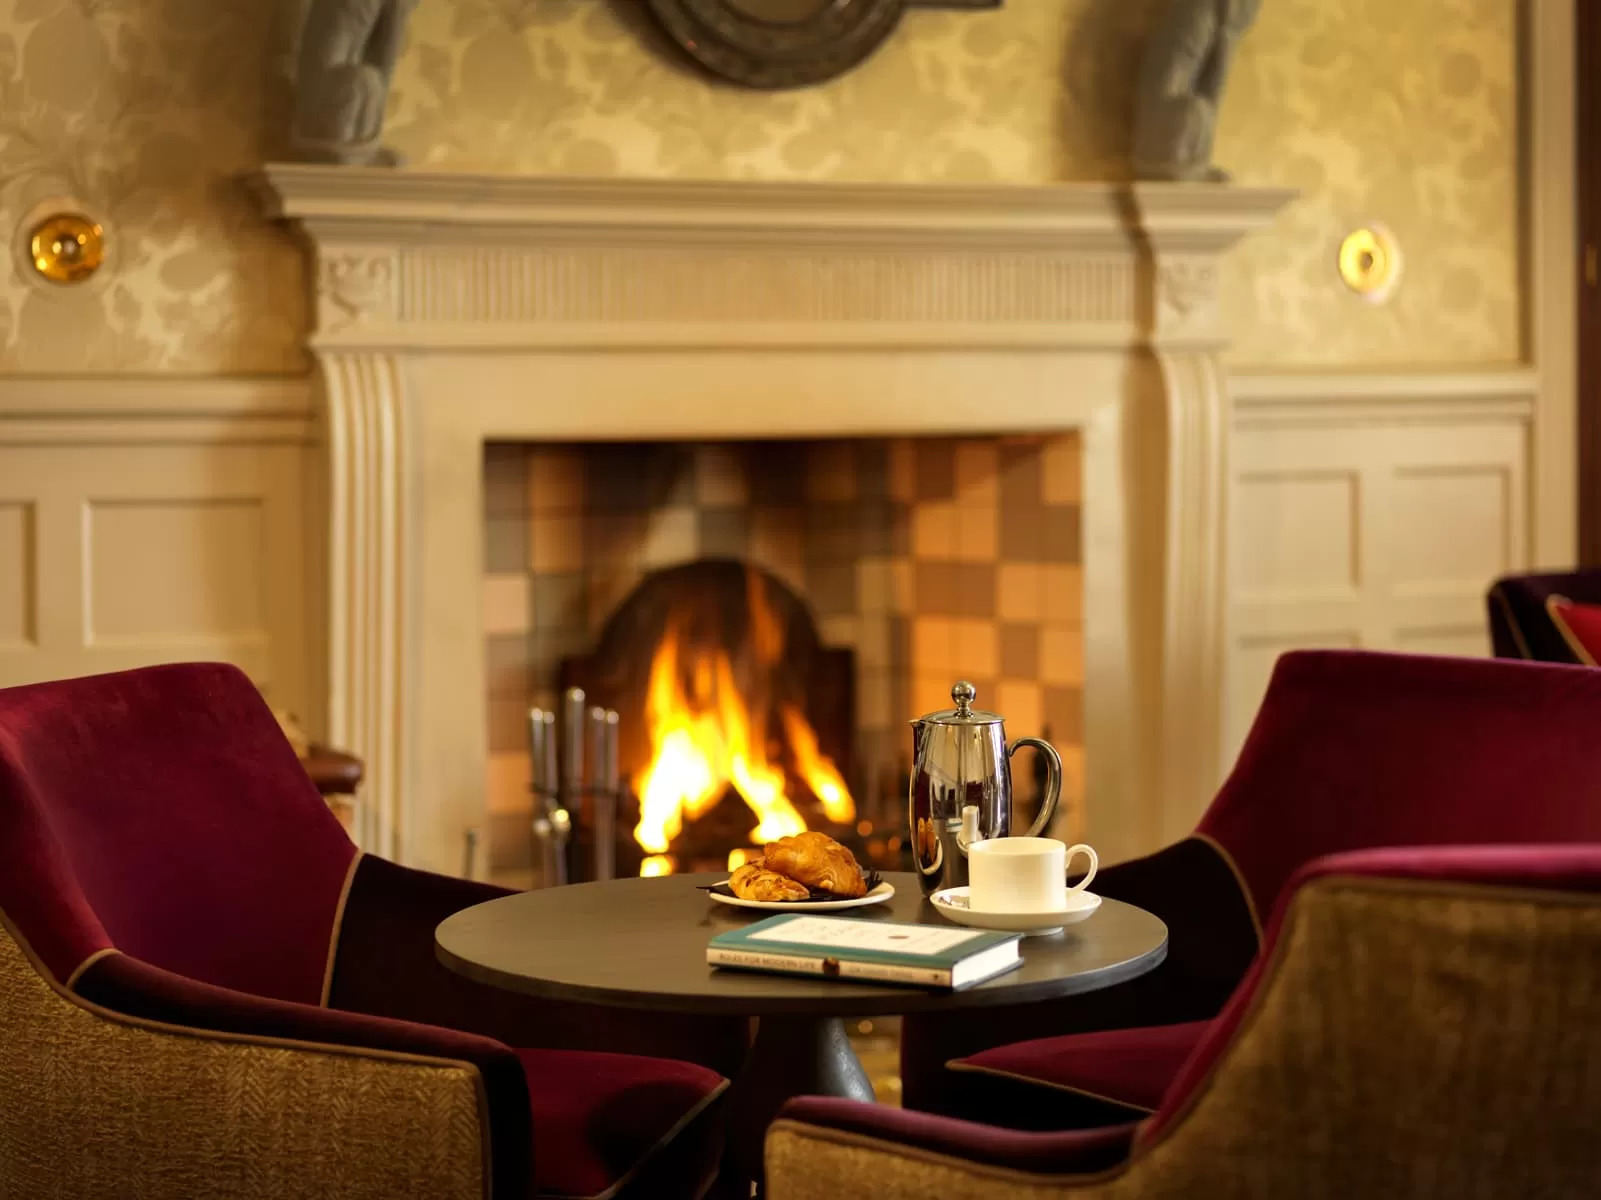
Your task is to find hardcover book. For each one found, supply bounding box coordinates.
[707,914,1023,990]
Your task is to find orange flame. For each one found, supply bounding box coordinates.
[632,571,856,873]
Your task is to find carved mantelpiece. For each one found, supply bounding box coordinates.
[251,166,1291,876]
[316,252,397,331]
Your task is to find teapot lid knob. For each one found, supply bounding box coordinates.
[951,681,977,715]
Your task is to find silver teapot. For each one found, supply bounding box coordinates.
[908,681,1063,895]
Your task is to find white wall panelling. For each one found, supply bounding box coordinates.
[0,376,319,727]
[1223,368,1538,766]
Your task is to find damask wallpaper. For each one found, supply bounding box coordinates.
[386,0,1148,182]
[0,0,307,373]
[1215,0,1520,364]
[0,0,1520,373]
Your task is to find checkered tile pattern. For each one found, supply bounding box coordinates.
[482,436,1084,869]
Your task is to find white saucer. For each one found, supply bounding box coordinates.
[707,880,895,912]
[929,887,1101,936]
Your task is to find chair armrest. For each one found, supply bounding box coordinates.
[901,837,1258,1114]
[329,855,751,1075]
[326,853,518,1034]
[3,916,498,1200]
[1076,836,1261,1022]
[766,1099,1136,1200]
[71,948,531,1197]
[301,742,365,795]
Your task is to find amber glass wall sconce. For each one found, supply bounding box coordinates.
[28,212,105,285]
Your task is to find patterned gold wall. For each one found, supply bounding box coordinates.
[1215,0,1520,364]
[0,0,1519,373]
[386,0,1148,181]
[0,0,307,373]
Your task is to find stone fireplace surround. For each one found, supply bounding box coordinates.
[252,166,1292,879]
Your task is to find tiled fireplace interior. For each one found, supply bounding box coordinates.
[482,435,1085,883]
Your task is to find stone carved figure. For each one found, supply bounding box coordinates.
[291,0,421,166]
[1131,0,1262,182]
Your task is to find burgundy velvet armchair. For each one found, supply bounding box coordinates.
[771,846,1601,1198]
[901,650,1601,1127]
[0,663,749,1199]
[1488,568,1601,663]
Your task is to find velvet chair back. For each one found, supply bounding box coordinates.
[0,664,356,1004]
[1196,650,1601,923]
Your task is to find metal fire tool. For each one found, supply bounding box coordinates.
[604,709,620,868]
[588,707,620,881]
[554,687,587,883]
[527,707,564,888]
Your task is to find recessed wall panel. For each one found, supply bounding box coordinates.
[85,499,266,642]
[1235,472,1357,597]
[1390,467,1509,588]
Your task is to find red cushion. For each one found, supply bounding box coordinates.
[519,1048,727,1200]
[1548,596,1601,665]
[951,1020,1210,1115]
[1489,572,1601,662]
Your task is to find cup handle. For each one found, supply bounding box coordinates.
[1063,844,1098,896]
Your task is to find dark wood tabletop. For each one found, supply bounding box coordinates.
[435,871,1169,1017]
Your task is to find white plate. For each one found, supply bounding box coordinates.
[930,887,1101,936]
[707,880,896,912]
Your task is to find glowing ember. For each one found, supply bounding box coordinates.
[632,569,856,874]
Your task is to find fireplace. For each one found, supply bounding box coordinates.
[485,436,1080,885]
[252,167,1294,878]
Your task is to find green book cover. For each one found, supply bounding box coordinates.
[708,914,1021,968]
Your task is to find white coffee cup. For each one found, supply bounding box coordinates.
[966,837,1099,914]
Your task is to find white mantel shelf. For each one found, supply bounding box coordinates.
[252,164,1292,246]
[252,165,1293,877]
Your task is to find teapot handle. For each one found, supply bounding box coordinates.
[1008,736,1063,838]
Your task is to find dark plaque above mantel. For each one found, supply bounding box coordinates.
[645,0,1002,90]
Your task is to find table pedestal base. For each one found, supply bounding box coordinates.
[721,1015,876,1196]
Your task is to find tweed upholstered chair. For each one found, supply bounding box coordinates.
[901,650,1601,1127]
[770,846,1601,1199]
[1488,569,1601,664]
[0,663,748,1199]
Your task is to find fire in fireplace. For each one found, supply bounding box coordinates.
[563,558,862,877]
[484,434,1086,887]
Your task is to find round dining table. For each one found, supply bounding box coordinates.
[435,871,1168,1194]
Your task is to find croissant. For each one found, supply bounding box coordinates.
[729,860,811,902]
[762,832,868,899]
